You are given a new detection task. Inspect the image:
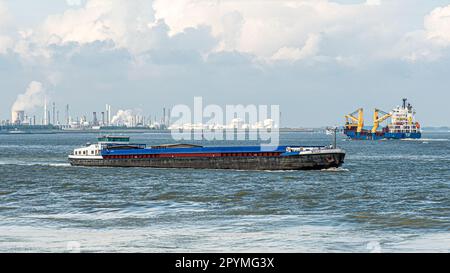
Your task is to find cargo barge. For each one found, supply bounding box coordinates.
[344,98,422,140]
[68,136,345,170]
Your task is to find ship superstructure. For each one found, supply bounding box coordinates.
[344,98,421,140]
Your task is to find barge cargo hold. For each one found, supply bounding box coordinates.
[68,136,345,170]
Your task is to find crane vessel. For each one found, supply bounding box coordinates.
[344,98,422,140]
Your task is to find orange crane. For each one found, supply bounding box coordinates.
[345,108,364,133]
[371,109,392,133]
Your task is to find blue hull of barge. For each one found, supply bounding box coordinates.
[70,145,346,170]
[101,145,315,157]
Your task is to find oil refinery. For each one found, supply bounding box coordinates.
[1,102,173,133]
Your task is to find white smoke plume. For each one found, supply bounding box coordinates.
[12,81,46,111]
[111,109,141,127]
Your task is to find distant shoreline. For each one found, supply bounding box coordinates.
[0,127,319,135]
[1,126,449,135]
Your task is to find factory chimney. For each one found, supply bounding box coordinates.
[163,107,166,128]
[44,99,48,125]
[101,112,105,126]
[106,104,112,126]
[65,104,70,125]
[52,102,56,125]
[168,107,171,127]
[93,112,98,126]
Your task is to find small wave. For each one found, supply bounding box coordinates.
[233,169,297,173]
[351,154,448,161]
[401,138,449,142]
[263,170,296,173]
[47,163,71,167]
[321,167,349,172]
[0,161,71,167]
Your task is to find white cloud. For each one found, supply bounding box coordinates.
[0,35,12,54]
[424,5,450,47]
[5,0,450,64]
[365,0,381,6]
[25,0,157,55]
[389,4,450,62]
[66,0,82,6]
[0,1,10,26]
[0,0,13,54]
[12,0,218,62]
[152,0,390,60]
[271,34,321,61]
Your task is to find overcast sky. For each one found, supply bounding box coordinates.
[1,0,450,127]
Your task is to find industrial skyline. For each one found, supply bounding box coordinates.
[4,102,174,130]
[4,101,279,131]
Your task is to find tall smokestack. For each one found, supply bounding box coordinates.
[44,99,48,125]
[65,104,70,125]
[105,104,108,125]
[93,112,98,126]
[52,102,56,125]
[163,107,166,127]
[168,107,171,126]
[106,104,111,126]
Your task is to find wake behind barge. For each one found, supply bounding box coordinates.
[68,136,345,170]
